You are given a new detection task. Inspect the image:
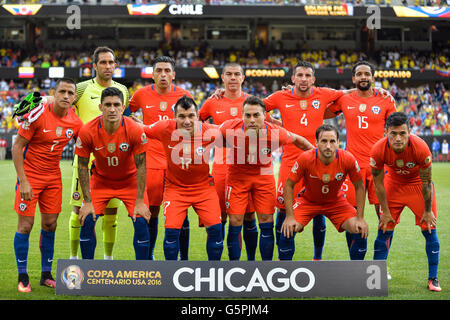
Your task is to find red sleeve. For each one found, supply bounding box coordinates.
[198,99,212,121]
[272,124,294,146]
[369,140,386,171]
[287,157,304,183]
[129,121,148,155]
[321,87,344,105]
[345,151,363,183]
[263,91,280,112]
[327,95,344,115]
[414,137,432,169]
[74,125,92,158]
[17,118,38,142]
[144,119,168,140]
[129,90,140,113]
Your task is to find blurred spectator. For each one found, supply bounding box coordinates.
[442,139,449,161]
[432,137,441,162]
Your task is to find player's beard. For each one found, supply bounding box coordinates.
[296,83,311,92]
[356,80,371,91]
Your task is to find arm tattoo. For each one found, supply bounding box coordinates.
[420,167,432,212]
[77,156,91,202]
[134,152,146,200]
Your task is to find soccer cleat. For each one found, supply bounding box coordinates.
[40,272,56,288]
[428,278,441,292]
[17,273,31,293]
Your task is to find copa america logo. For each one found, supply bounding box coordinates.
[61,265,84,290]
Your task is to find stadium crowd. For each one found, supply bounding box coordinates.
[1,45,449,72]
[1,77,449,142]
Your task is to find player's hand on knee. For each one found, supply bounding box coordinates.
[379,213,395,233]
[420,211,436,234]
[281,217,299,239]
[133,202,151,223]
[355,218,369,239]
[79,202,95,226]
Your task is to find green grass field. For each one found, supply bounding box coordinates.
[0,160,448,300]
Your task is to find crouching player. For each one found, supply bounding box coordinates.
[280,124,369,260]
[370,112,441,291]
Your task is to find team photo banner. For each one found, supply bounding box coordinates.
[56,259,387,298]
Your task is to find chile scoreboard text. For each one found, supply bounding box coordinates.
[56,260,387,298]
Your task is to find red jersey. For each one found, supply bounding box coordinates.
[219,118,294,173]
[144,120,220,188]
[264,87,343,165]
[370,134,432,185]
[328,91,397,168]
[75,116,147,183]
[129,84,192,169]
[18,102,82,178]
[199,93,248,165]
[288,148,362,204]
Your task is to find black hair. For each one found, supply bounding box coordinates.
[242,96,266,112]
[293,61,315,75]
[55,77,76,89]
[351,60,375,76]
[174,95,197,115]
[316,124,340,141]
[101,87,124,104]
[152,56,176,71]
[385,112,410,129]
[93,46,116,65]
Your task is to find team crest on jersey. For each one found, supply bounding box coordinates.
[300,100,307,110]
[230,107,238,117]
[19,202,27,212]
[261,148,271,155]
[312,100,320,109]
[322,174,331,183]
[335,172,344,181]
[371,106,381,114]
[225,201,230,209]
[56,126,63,137]
[359,104,367,112]
[160,101,167,111]
[66,129,74,139]
[406,162,416,168]
[72,192,81,201]
[396,159,404,168]
[370,157,376,168]
[195,146,206,156]
[277,196,284,204]
[107,143,116,153]
[119,143,129,152]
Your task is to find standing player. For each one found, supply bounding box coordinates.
[220,96,314,261]
[370,112,441,292]
[12,78,83,292]
[280,124,368,260]
[143,96,223,261]
[199,63,258,260]
[68,47,130,260]
[75,87,151,260]
[129,56,193,260]
[264,61,347,261]
[326,61,397,258]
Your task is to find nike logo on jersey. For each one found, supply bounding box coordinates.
[309,174,319,178]
[43,129,52,133]
[145,105,155,109]
[285,104,295,108]
[95,146,105,151]
[91,96,99,100]
[347,106,356,109]
[216,111,225,114]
